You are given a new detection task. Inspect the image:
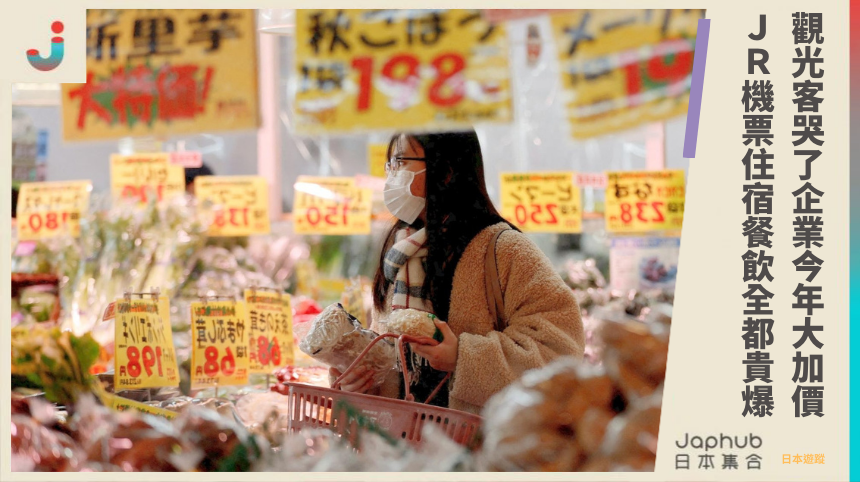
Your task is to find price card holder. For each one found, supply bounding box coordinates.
[500,172,583,233]
[194,176,271,237]
[604,170,686,234]
[16,181,92,241]
[114,290,180,391]
[244,288,295,375]
[190,297,250,388]
[293,176,372,235]
[110,154,185,205]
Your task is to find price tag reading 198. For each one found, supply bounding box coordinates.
[114,297,180,390]
[604,170,686,233]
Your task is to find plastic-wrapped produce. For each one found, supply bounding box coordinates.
[600,390,662,471]
[379,308,439,339]
[173,406,266,472]
[298,304,396,388]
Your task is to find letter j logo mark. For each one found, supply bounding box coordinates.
[27,21,64,72]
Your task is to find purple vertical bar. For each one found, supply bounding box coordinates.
[683,19,711,159]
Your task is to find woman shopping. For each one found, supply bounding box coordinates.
[331,129,585,415]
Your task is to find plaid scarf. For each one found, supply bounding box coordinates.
[384,227,432,313]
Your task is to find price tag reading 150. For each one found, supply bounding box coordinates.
[500,172,583,233]
[293,176,372,235]
[16,181,92,241]
[604,170,686,233]
[194,176,271,237]
[114,297,180,390]
[191,301,250,388]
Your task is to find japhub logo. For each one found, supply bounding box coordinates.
[27,21,64,71]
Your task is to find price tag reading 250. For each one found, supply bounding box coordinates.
[191,301,250,388]
[293,176,372,235]
[114,297,180,390]
[244,290,294,374]
[500,172,583,233]
[604,170,686,233]
[194,176,271,237]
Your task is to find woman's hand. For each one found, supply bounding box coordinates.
[411,320,459,373]
[329,366,375,394]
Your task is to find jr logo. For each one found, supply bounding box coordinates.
[27,21,64,71]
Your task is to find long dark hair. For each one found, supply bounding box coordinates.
[372,129,518,321]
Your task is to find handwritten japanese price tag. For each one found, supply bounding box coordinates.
[244,290,295,375]
[16,181,92,241]
[114,297,180,390]
[500,172,583,233]
[194,176,271,237]
[368,143,388,178]
[190,301,250,388]
[293,176,372,235]
[604,170,686,233]
[110,154,185,205]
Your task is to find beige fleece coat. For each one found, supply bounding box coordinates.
[370,222,585,414]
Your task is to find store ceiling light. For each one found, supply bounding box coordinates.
[258,9,295,36]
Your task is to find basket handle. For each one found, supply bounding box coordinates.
[333,332,451,405]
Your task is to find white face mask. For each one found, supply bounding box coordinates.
[383,169,426,224]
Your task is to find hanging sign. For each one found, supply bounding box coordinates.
[293,9,513,134]
[62,9,259,141]
[550,9,704,139]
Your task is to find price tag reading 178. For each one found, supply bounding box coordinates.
[110,154,185,205]
[114,297,180,390]
[244,290,294,374]
[293,176,372,235]
[604,170,686,233]
[194,176,271,237]
[500,172,583,233]
[16,181,92,241]
[191,301,250,388]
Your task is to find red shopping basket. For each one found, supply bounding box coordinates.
[278,333,482,449]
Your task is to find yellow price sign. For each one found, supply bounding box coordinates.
[190,301,250,388]
[103,393,178,420]
[114,297,180,390]
[293,176,372,235]
[194,176,271,237]
[368,143,388,178]
[244,290,294,374]
[110,154,185,205]
[604,170,686,233]
[500,172,582,233]
[16,181,92,240]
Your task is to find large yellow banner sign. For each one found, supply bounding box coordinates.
[550,10,704,140]
[293,9,513,134]
[62,9,259,141]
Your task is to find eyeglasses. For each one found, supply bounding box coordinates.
[385,156,425,173]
